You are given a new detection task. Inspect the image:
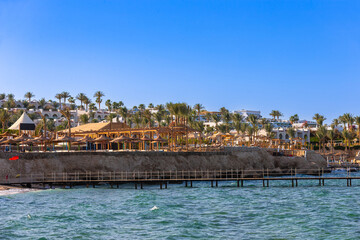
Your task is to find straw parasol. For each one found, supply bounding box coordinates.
[152,135,167,142]
[53,135,77,143]
[94,135,112,143]
[2,138,18,145]
[0,132,16,138]
[140,135,153,141]
[80,135,95,142]
[111,135,131,143]
[13,134,32,143]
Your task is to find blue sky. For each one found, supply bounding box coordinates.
[0,0,359,121]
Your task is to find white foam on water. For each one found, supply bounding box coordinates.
[0,187,38,196]
[150,206,159,211]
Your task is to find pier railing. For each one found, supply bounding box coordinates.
[1,168,357,185]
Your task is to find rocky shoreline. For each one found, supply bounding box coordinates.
[0,147,327,177]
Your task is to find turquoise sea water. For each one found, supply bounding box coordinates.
[1,172,360,240]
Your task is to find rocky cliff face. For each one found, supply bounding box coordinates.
[0,148,326,177]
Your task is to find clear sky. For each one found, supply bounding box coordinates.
[0,0,359,122]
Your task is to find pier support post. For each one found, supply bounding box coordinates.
[322,179,325,186]
[185,181,188,187]
[211,181,214,187]
[160,183,163,189]
[292,180,294,187]
[263,180,265,187]
[267,180,269,187]
[350,179,352,186]
[347,179,349,187]
[215,181,218,187]
[93,184,95,188]
[117,184,119,188]
[241,180,243,187]
[295,179,298,187]
[319,179,321,186]
[190,181,193,188]
[237,180,240,187]
[135,183,138,189]
[165,182,167,189]
[141,182,143,189]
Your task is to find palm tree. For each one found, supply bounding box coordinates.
[355,116,360,143]
[94,91,105,110]
[0,93,5,100]
[138,104,146,112]
[105,99,112,111]
[246,126,255,144]
[83,97,91,112]
[55,93,62,110]
[194,103,204,121]
[259,118,268,129]
[338,115,347,130]
[264,123,275,146]
[342,130,354,152]
[313,113,326,127]
[287,127,296,149]
[247,114,258,128]
[79,114,89,125]
[38,98,47,109]
[342,113,354,131]
[327,129,336,153]
[269,110,277,120]
[0,109,10,132]
[61,92,71,107]
[119,107,129,124]
[210,114,220,130]
[154,112,163,127]
[270,110,283,121]
[332,118,339,128]
[24,92,35,103]
[232,113,244,124]
[315,125,328,153]
[148,103,154,108]
[76,93,87,110]
[52,101,59,110]
[59,107,72,150]
[289,114,299,124]
[222,112,232,133]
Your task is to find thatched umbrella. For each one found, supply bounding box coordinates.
[53,135,77,151]
[140,135,153,150]
[94,135,112,150]
[0,132,16,138]
[1,138,18,151]
[152,135,167,150]
[34,136,51,151]
[79,135,95,150]
[111,135,131,150]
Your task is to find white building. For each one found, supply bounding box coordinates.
[233,109,262,119]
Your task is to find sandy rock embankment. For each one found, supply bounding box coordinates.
[0,148,326,177]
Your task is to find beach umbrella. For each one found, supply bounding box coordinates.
[111,135,131,150]
[140,135,153,150]
[53,135,77,151]
[152,135,167,150]
[79,135,95,150]
[94,135,112,150]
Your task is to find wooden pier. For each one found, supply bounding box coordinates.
[1,168,358,189]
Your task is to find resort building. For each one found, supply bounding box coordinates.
[233,110,262,119]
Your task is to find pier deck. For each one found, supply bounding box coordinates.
[1,168,359,188]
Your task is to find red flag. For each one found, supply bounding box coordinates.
[9,156,19,161]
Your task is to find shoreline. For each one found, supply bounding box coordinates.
[0,185,40,196]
